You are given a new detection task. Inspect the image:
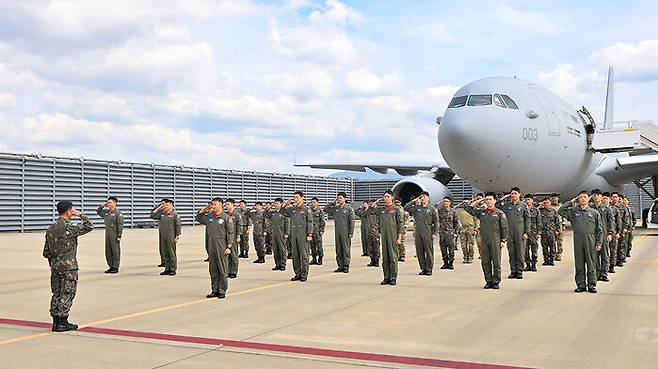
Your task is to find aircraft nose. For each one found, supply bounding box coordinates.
[438,110,503,189]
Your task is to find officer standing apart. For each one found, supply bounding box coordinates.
[309,197,325,265]
[523,194,541,272]
[590,190,614,282]
[404,191,439,275]
[97,196,123,274]
[150,199,181,276]
[371,191,404,286]
[43,201,94,332]
[558,191,603,293]
[498,188,529,279]
[465,193,508,289]
[437,196,461,270]
[324,192,355,273]
[268,198,290,271]
[195,198,235,299]
[284,191,313,282]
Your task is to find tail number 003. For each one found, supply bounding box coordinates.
[523,128,538,141]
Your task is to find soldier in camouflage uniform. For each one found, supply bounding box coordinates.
[43,201,94,332]
[268,198,290,271]
[284,191,313,282]
[498,188,530,279]
[456,198,478,263]
[623,196,636,258]
[394,199,407,262]
[609,192,623,272]
[615,194,631,267]
[550,194,565,261]
[523,194,541,272]
[437,196,461,270]
[195,198,235,299]
[404,191,439,275]
[590,190,614,282]
[539,197,560,266]
[264,202,273,255]
[370,191,404,285]
[355,202,370,257]
[96,196,123,274]
[309,197,325,265]
[246,202,267,264]
[366,200,381,267]
[225,199,241,278]
[237,200,251,258]
[558,191,603,293]
[150,198,182,276]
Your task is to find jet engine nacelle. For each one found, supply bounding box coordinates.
[392,173,452,206]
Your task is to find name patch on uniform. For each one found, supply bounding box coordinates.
[209,218,214,222]
[218,219,224,224]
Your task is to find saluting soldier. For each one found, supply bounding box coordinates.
[366,199,381,267]
[96,196,123,274]
[465,193,508,289]
[622,196,635,259]
[559,191,603,293]
[309,197,325,265]
[609,192,624,271]
[395,199,408,262]
[268,198,290,271]
[247,202,267,264]
[523,194,541,272]
[263,202,274,255]
[437,196,461,270]
[601,192,617,274]
[237,200,251,258]
[404,191,439,275]
[590,190,615,282]
[355,201,370,257]
[370,191,404,286]
[195,198,235,299]
[550,194,566,261]
[150,198,181,276]
[43,201,94,332]
[225,199,241,278]
[284,191,313,282]
[324,192,356,273]
[497,187,529,279]
[539,197,560,266]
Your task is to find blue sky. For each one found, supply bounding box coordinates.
[1,0,657,174]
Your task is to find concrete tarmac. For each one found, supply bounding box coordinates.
[0,221,657,369]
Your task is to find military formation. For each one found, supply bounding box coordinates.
[43,186,637,332]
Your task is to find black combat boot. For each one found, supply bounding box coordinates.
[51,316,59,331]
[310,256,317,265]
[609,265,615,273]
[524,263,531,271]
[317,256,323,265]
[57,316,78,332]
[531,261,537,272]
[447,260,454,270]
[440,262,448,269]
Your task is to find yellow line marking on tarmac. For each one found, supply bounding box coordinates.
[0,267,358,346]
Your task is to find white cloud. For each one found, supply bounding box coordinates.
[346,70,403,96]
[495,5,562,36]
[309,0,362,27]
[0,93,16,108]
[266,69,336,98]
[537,64,603,101]
[590,39,658,81]
[269,23,360,64]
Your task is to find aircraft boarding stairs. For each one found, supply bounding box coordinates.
[589,120,658,155]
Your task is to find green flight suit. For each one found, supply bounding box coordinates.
[196,210,235,294]
[150,208,182,272]
[324,203,355,271]
[404,203,439,273]
[268,209,290,269]
[96,206,123,270]
[284,204,313,279]
[370,204,404,281]
[466,205,508,285]
[497,200,529,275]
[558,202,603,289]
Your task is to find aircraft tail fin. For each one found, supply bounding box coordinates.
[603,66,614,128]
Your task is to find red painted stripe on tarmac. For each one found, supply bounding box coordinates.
[0,317,534,369]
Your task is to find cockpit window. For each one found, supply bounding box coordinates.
[467,95,492,106]
[493,94,507,108]
[501,95,519,109]
[448,95,468,108]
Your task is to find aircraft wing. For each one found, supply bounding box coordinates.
[599,154,658,185]
[294,163,455,184]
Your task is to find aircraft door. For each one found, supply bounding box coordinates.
[529,86,561,136]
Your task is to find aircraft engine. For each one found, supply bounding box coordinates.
[391,173,452,206]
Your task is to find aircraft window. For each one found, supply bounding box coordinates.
[467,95,492,106]
[448,95,468,108]
[501,95,519,109]
[493,94,508,108]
